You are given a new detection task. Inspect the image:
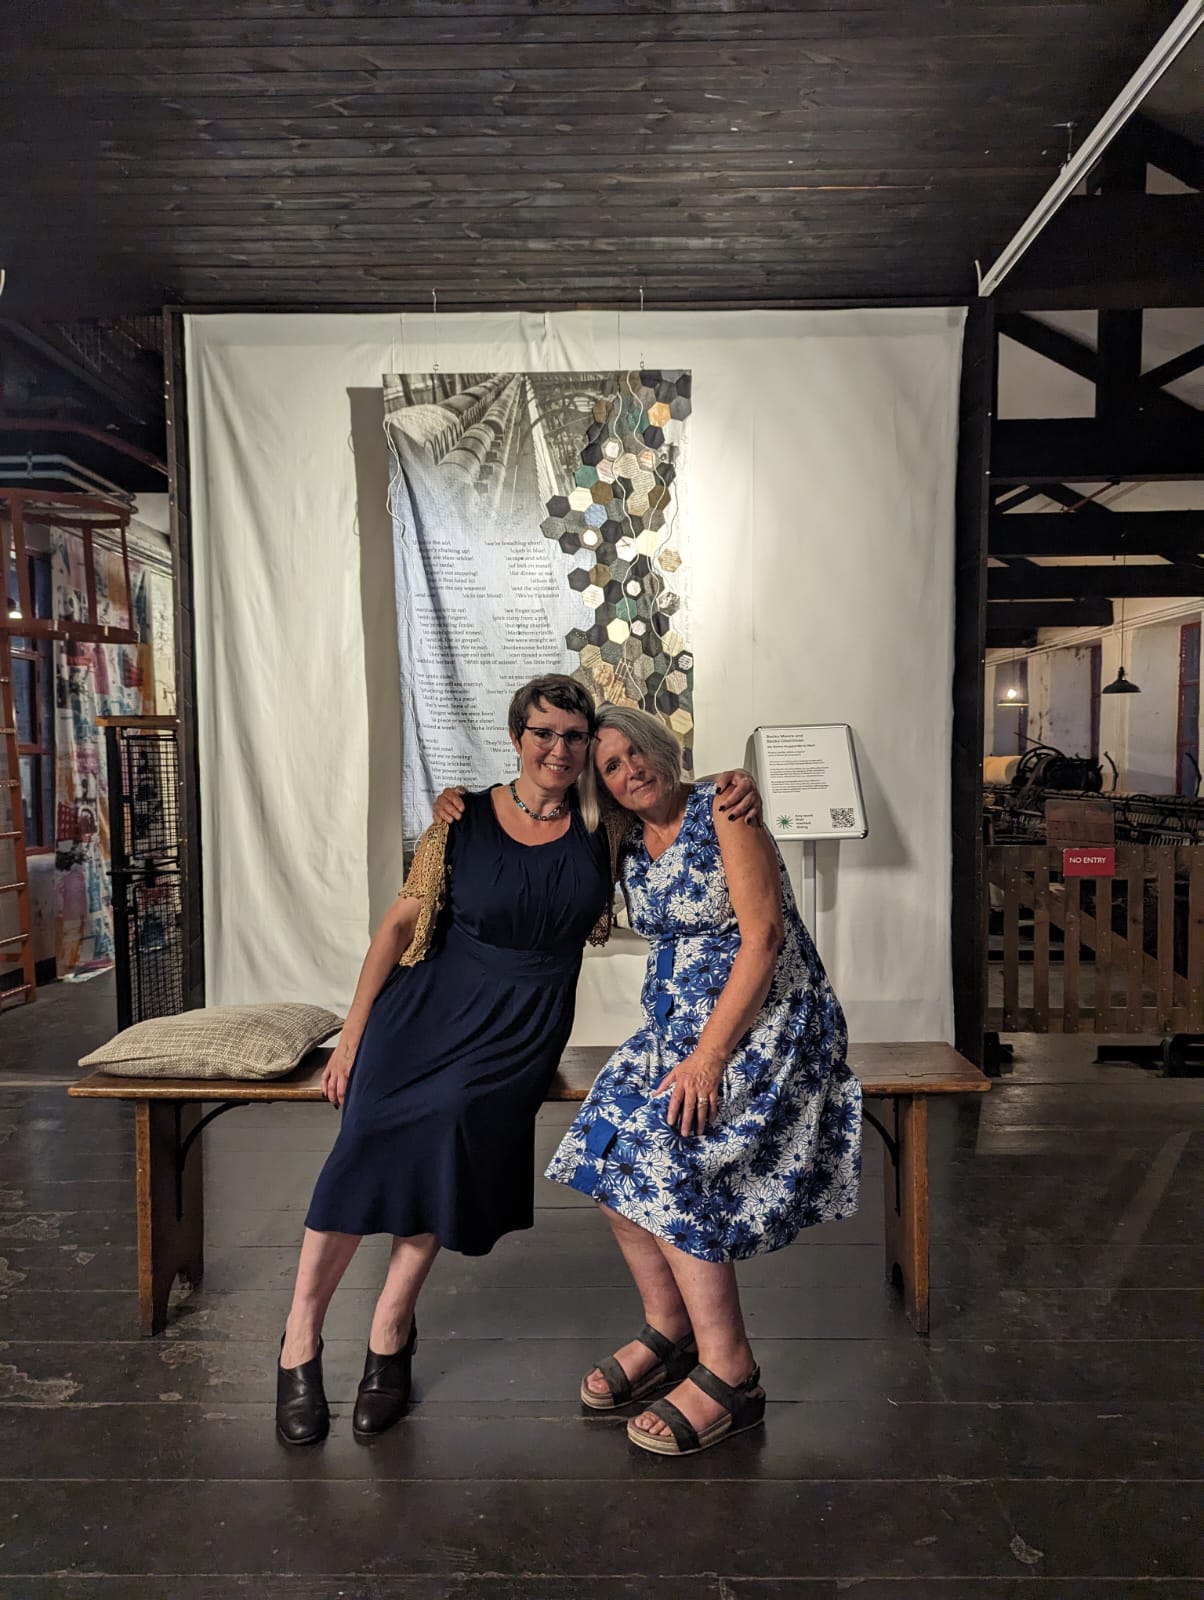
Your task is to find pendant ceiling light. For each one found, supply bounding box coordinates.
[1102,663,1141,695]
[996,680,1029,709]
[995,652,1028,709]
[1102,547,1141,695]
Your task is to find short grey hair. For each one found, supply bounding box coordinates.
[578,703,684,830]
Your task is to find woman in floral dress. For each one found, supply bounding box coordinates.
[547,705,861,1456]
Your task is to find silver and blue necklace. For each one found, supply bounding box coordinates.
[508,781,565,822]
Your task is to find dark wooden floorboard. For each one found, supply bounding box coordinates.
[8,1582,1203,1600]
[3,1334,1198,1408]
[2,1399,1199,1482]
[7,1586,1204,1600]
[0,976,1201,1587]
[724,1587,1204,1600]
[2,1478,1200,1579]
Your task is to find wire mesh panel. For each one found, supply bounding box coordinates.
[104,720,183,1028]
[122,731,180,859]
[122,876,184,1025]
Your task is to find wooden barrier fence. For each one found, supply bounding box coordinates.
[986,845,1204,1035]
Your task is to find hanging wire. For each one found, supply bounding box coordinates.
[1053,120,1077,169]
[1117,545,1130,676]
[431,289,440,373]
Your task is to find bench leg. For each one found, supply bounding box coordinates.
[877,1095,930,1336]
[134,1101,205,1337]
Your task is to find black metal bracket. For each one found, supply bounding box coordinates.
[862,1102,902,1214]
[173,1101,246,1220]
[861,1106,898,1165]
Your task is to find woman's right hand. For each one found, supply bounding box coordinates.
[321,1040,357,1108]
[432,786,468,825]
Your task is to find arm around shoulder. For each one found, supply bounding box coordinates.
[398,820,451,967]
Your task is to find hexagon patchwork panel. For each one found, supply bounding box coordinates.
[534,370,693,770]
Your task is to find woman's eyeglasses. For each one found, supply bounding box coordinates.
[523,725,591,749]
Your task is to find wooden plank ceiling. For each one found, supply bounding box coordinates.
[1,0,1187,314]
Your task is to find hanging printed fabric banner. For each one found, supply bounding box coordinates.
[383,371,694,850]
[51,528,153,974]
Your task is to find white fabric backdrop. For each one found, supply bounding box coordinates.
[187,309,964,1044]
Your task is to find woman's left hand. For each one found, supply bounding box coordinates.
[654,1050,725,1136]
[714,768,763,826]
[432,786,468,825]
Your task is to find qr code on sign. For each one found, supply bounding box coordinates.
[830,807,856,829]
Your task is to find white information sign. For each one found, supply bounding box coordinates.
[753,724,868,841]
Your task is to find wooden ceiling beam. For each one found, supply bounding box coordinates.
[985,628,1039,649]
[988,565,1204,601]
[991,416,1204,483]
[1034,483,1119,516]
[997,314,1198,425]
[989,510,1204,559]
[1125,112,1204,192]
[1144,342,1204,390]
[987,599,1114,631]
[997,194,1204,310]
[0,319,159,432]
[997,313,1094,381]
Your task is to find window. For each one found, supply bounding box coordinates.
[1176,621,1201,797]
[12,553,54,851]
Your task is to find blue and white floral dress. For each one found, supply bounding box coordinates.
[546,783,861,1261]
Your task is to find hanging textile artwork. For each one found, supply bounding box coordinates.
[384,371,693,849]
[51,529,153,974]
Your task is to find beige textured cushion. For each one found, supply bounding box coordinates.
[78,1003,343,1081]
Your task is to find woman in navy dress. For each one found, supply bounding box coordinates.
[549,705,861,1457]
[276,675,610,1446]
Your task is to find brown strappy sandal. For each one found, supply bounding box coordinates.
[626,1362,765,1455]
[579,1323,698,1411]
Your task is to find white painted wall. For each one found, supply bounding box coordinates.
[1029,645,1094,755]
[1125,621,1188,792]
[187,308,965,1044]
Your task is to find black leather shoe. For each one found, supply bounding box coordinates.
[352,1319,417,1440]
[276,1336,330,1447]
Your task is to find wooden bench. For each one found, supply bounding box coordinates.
[70,1041,987,1338]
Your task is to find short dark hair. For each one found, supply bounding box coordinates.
[507,674,596,742]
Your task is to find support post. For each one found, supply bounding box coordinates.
[875,1095,930,1335]
[134,1099,205,1336]
[164,308,205,1009]
[951,300,996,1068]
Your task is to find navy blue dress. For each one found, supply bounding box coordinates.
[306,787,610,1254]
